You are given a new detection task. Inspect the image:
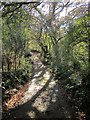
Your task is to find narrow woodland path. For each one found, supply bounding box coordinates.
[4,54,78,119]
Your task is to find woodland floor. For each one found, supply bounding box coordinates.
[3,56,81,119]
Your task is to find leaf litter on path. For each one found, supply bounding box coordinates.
[3,57,78,119]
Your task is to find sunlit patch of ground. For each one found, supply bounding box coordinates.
[27,111,36,118]
[32,79,57,113]
[19,68,51,104]
[15,62,61,118]
[4,56,77,119]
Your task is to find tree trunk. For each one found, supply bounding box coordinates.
[14,52,17,71]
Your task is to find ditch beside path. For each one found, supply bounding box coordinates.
[4,56,79,119]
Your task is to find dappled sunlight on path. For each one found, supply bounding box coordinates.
[20,66,51,105]
[4,55,77,119]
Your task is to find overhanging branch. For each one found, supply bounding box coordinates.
[2,2,41,17]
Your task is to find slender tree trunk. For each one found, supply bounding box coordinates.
[2,61,3,72]
[7,57,10,72]
[14,52,17,71]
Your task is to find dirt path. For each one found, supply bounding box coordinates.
[4,56,78,119]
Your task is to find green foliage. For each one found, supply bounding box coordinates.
[19,57,33,78]
[2,56,33,90]
[75,88,86,106]
[2,2,90,116]
[49,14,89,113]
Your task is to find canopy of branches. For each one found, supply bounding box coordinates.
[1,1,90,118]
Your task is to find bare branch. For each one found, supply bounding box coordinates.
[2,4,22,17]
[2,2,41,17]
[2,2,39,7]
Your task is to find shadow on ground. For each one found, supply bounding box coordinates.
[2,56,77,119]
[3,77,76,119]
